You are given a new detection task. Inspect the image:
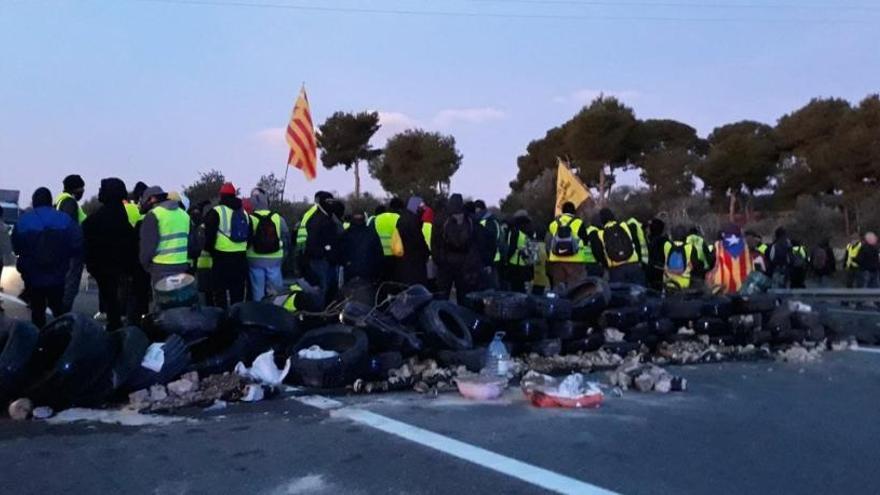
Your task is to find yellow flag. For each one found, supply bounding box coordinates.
[555,159,590,215]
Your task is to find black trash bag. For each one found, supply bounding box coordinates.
[630,318,675,337]
[142,306,226,343]
[565,277,611,321]
[419,301,474,350]
[548,320,589,341]
[523,338,562,357]
[121,334,191,393]
[189,331,270,376]
[530,295,573,321]
[0,319,39,405]
[502,318,549,342]
[562,335,604,354]
[437,347,487,373]
[662,297,704,321]
[608,283,648,308]
[482,292,534,321]
[466,311,496,344]
[694,317,730,336]
[387,285,434,322]
[230,301,302,352]
[289,325,369,388]
[599,307,646,330]
[731,294,778,315]
[764,306,793,334]
[792,311,825,342]
[367,351,404,379]
[701,296,734,319]
[25,313,115,408]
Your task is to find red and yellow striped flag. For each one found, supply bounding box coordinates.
[286,86,318,181]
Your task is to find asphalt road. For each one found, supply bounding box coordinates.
[1,350,878,495]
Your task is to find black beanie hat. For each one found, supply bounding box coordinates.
[32,187,52,208]
[63,174,85,192]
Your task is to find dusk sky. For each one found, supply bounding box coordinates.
[1,0,878,205]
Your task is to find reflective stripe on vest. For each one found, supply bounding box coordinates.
[756,243,768,256]
[508,230,530,266]
[374,212,400,256]
[151,206,190,265]
[296,205,318,251]
[273,284,303,313]
[196,250,213,269]
[663,241,694,289]
[846,242,862,269]
[627,218,649,264]
[598,221,640,268]
[422,222,433,252]
[213,205,247,253]
[480,217,502,262]
[547,214,591,263]
[124,201,143,228]
[247,209,284,259]
[54,192,86,224]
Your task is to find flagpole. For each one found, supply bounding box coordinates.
[280,163,289,203]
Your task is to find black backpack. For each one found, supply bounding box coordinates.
[442,214,473,252]
[603,223,635,264]
[550,220,579,257]
[251,212,280,254]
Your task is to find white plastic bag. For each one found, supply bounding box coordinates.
[234,350,291,386]
[141,343,166,372]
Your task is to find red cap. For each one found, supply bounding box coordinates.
[219,182,236,195]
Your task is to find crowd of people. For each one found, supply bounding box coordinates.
[3,174,880,330]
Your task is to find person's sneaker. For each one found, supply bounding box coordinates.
[93,312,107,322]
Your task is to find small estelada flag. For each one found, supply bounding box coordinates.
[555,157,590,215]
[286,86,318,181]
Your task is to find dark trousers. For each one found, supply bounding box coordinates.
[503,265,534,293]
[211,252,248,309]
[437,263,480,302]
[62,257,83,313]
[29,285,64,328]
[306,258,336,307]
[609,263,646,285]
[128,268,151,325]
[94,273,124,331]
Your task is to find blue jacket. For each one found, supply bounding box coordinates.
[11,206,83,288]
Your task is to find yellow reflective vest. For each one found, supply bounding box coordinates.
[213,205,247,253]
[124,201,143,227]
[627,218,649,264]
[373,212,400,256]
[247,209,284,259]
[422,222,433,252]
[547,214,593,263]
[296,205,318,252]
[508,230,531,267]
[598,221,640,268]
[663,241,694,290]
[54,192,86,224]
[151,205,190,265]
[845,242,862,269]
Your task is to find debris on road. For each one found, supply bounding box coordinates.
[521,371,604,408]
[8,397,33,420]
[607,361,687,393]
[777,343,823,363]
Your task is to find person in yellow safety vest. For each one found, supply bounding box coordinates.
[504,210,535,293]
[745,230,768,273]
[272,281,322,313]
[589,208,645,285]
[300,192,340,304]
[545,202,591,292]
[373,198,403,280]
[204,182,250,308]
[421,205,436,284]
[789,240,808,288]
[475,200,505,289]
[247,188,290,302]
[54,174,87,313]
[662,226,695,291]
[187,200,215,306]
[844,233,862,288]
[138,186,192,286]
[626,217,649,265]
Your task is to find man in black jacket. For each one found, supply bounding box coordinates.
[855,232,879,288]
[302,193,339,306]
[394,196,430,286]
[82,178,138,330]
[432,194,483,300]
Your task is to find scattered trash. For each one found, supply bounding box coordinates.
[141,343,166,372]
[297,345,339,360]
[521,371,604,408]
[8,398,33,420]
[777,344,823,363]
[166,376,198,396]
[831,336,859,351]
[46,408,192,426]
[235,350,291,386]
[241,384,265,402]
[608,362,686,393]
[603,327,625,343]
[128,373,244,412]
[32,406,54,419]
[454,373,508,400]
[203,399,227,412]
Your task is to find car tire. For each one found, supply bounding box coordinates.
[482,292,534,321]
[701,296,734,319]
[562,335,604,354]
[599,307,645,330]
[694,317,730,336]
[530,296,573,321]
[289,325,369,388]
[121,334,191,392]
[662,298,703,321]
[419,301,474,350]
[0,320,39,404]
[367,351,404,379]
[607,283,648,308]
[387,285,434,322]
[548,320,589,340]
[436,347,487,372]
[142,306,226,343]
[731,294,778,314]
[502,318,549,342]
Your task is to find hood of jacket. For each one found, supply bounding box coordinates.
[446,194,464,215]
[98,178,128,205]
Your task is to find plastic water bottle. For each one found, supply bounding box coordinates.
[483,332,511,377]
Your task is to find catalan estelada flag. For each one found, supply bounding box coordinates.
[286,86,318,181]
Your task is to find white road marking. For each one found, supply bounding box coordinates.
[294,396,617,495]
[852,346,880,354]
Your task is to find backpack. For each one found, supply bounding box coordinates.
[550,219,579,257]
[791,247,807,269]
[665,244,687,275]
[251,212,280,254]
[603,223,635,263]
[769,241,791,268]
[442,214,473,252]
[810,246,828,272]
[227,208,250,243]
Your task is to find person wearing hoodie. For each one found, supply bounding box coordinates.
[809,238,836,287]
[431,193,483,300]
[82,178,138,330]
[54,174,86,313]
[854,232,880,288]
[139,186,192,289]
[474,200,504,289]
[503,210,535,293]
[247,188,290,301]
[339,211,384,304]
[12,188,83,327]
[302,191,339,305]
[203,183,250,308]
[645,218,667,291]
[394,196,430,286]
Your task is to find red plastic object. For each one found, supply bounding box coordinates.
[524,390,604,409]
